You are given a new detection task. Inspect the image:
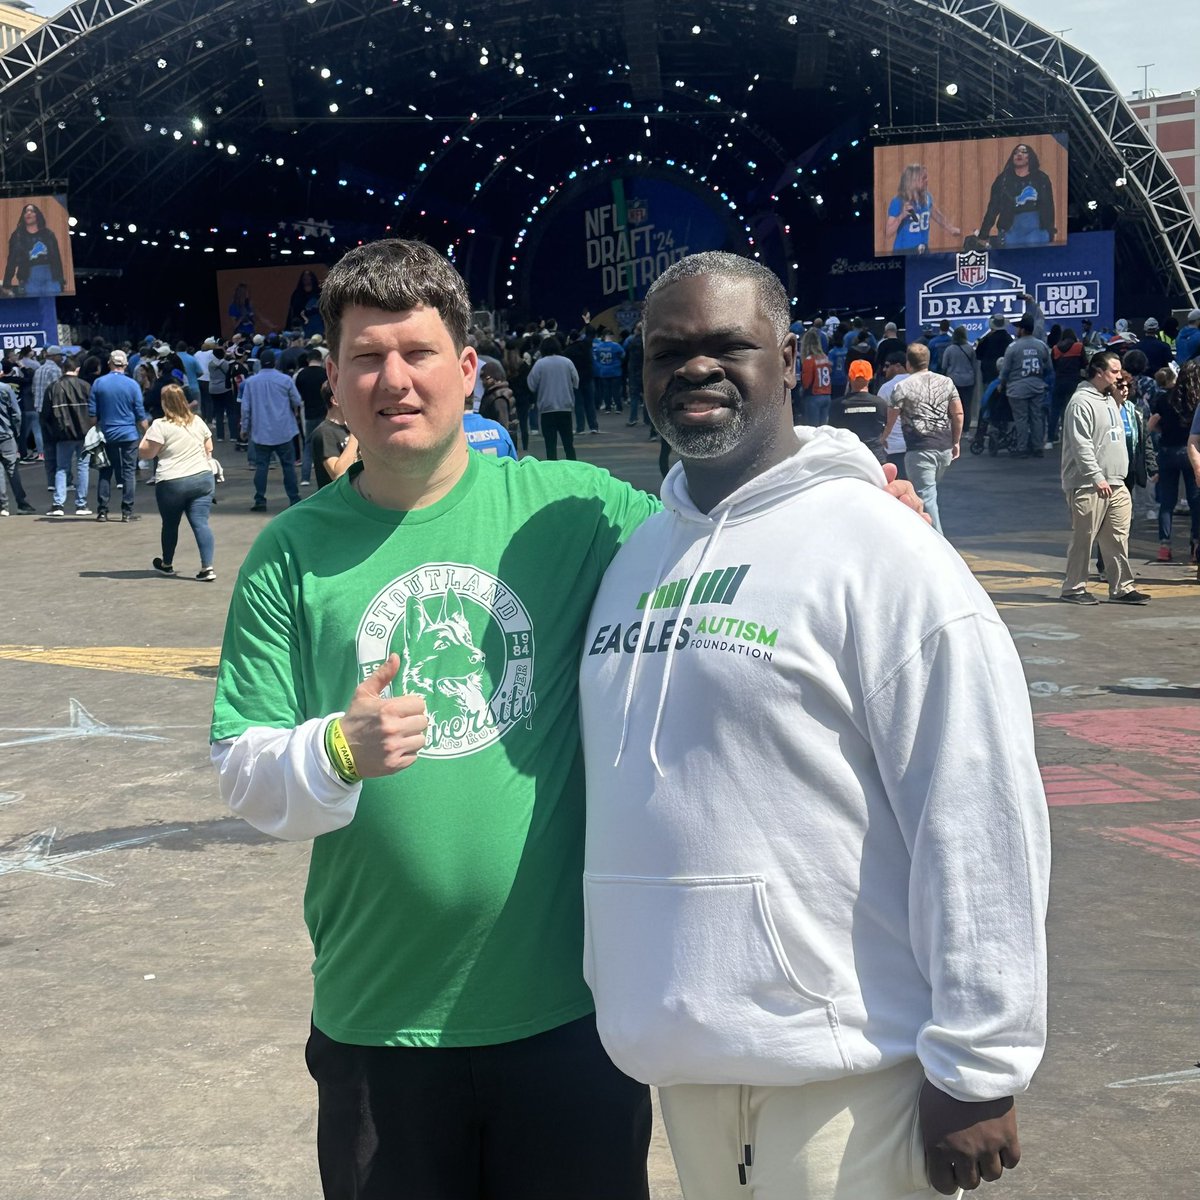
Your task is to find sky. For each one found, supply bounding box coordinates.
[16,0,1198,100]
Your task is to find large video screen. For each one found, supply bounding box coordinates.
[873,134,1068,257]
[0,193,75,297]
[215,264,330,340]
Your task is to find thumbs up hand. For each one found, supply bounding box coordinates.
[338,654,429,777]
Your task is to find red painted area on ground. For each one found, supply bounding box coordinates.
[1039,763,1200,807]
[1097,819,1200,867]
[1038,707,1200,769]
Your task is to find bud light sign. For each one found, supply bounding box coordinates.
[905,231,1113,340]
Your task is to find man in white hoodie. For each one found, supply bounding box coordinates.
[579,252,1050,1199]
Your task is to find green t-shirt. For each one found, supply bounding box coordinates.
[212,452,658,1046]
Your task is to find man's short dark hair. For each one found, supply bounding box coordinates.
[1086,350,1120,379]
[319,239,471,357]
[884,351,906,368]
[1017,317,1035,333]
[63,354,82,372]
[645,251,790,340]
[259,348,277,369]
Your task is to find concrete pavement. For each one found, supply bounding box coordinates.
[1,415,1198,1199]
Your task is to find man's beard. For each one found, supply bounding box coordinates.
[655,381,748,459]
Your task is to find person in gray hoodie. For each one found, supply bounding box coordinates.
[999,315,1052,455]
[1059,350,1150,604]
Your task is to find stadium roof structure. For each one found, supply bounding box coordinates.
[0,0,1195,311]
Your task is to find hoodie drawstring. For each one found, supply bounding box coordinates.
[613,535,678,767]
[647,505,730,775]
[736,1084,753,1185]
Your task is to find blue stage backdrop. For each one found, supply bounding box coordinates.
[0,295,59,351]
[904,231,1114,340]
[520,172,743,329]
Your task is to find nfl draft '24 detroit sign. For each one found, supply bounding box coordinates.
[905,231,1114,340]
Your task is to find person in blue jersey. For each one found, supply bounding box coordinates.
[976,144,1056,249]
[592,327,626,413]
[463,387,518,459]
[884,165,960,255]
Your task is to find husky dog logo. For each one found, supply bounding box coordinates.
[356,563,537,759]
[401,589,489,730]
[956,250,989,288]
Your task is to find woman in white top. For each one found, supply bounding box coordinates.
[137,383,217,580]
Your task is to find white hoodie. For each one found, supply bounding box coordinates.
[579,427,1049,1101]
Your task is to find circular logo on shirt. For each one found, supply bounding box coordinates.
[355,563,536,759]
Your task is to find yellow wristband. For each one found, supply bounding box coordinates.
[325,717,360,784]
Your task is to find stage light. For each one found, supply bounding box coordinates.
[870,47,881,57]
[945,83,959,96]
[692,24,702,34]
[1087,199,1099,211]
[128,223,137,233]
[320,67,331,78]
[1115,176,1127,187]
[191,117,203,132]
[25,139,36,151]
[329,102,339,112]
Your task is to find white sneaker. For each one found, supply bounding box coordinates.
[1042,441,1053,451]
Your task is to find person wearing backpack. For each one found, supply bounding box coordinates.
[940,326,978,431]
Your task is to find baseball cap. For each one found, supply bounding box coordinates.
[848,359,874,382]
[45,344,62,356]
[109,349,128,366]
[1188,309,1200,323]
[308,333,324,346]
[252,333,265,345]
[154,341,172,356]
[1144,317,1160,332]
[884,351,906,367]
[1115,318,1130,333]
[825,316,840,330]
[259,348,277,368]
[202,337,218,348]
[989,314,1005,329]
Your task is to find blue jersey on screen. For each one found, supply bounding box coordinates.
[888,195,932,253]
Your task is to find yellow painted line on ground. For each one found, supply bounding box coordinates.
[0,646,220,681]
[959,554,1198,601]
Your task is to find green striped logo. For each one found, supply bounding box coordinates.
[637,564,750,611]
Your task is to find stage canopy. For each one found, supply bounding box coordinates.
[0,0,1195,327]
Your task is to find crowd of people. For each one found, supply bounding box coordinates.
[786,302,1200,591]
[5,298,1200,601]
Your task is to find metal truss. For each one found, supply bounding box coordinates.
[0,0,1194,303]
[903,0,1199,303]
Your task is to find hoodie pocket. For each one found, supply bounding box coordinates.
[583,873,852,1087]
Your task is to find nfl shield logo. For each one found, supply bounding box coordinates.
[626,198,648,225]
[957,251,988,288]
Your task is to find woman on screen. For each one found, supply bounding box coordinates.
[286,269,324,337]
[3,203,65,297]
[976,143,1056,248]
[228,282,257,338]
[884,165,960,255]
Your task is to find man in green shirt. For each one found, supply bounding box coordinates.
[212,239,657,1199]
[212,239,922,1199]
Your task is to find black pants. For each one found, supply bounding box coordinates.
[540,411,576,460]
[306,1014,651,1200]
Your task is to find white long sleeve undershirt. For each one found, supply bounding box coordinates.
[211,713,362,841]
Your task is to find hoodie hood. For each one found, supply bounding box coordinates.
[660,424,887,524]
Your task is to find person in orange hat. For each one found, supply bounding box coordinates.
[833,359,886,456]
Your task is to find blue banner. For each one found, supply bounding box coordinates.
[522,173,740,328]
[904,231,1114,340]
[0,295,58,351]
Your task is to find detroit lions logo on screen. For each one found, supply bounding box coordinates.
[1014,186,1038,208]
